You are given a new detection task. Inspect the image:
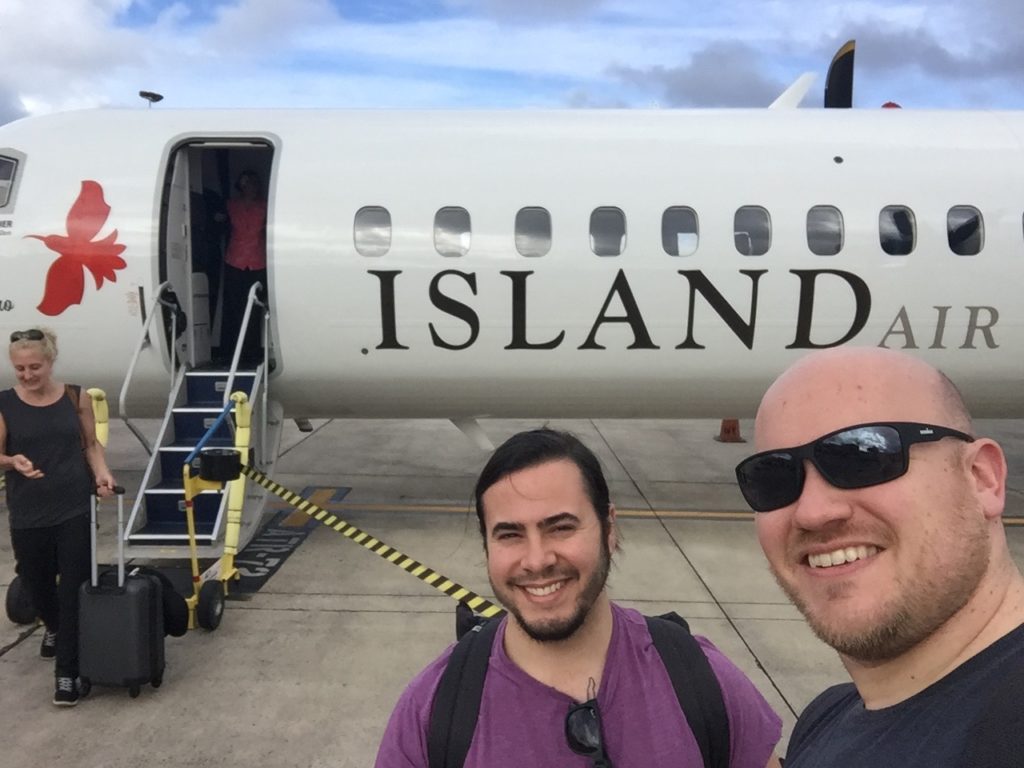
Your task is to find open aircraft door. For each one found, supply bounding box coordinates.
[163,147,211,368]
[160,139,273,370]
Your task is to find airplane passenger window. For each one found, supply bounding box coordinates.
[734,206,770,256]
[807,206,843,256]
[0,156,17,208]
[879,205,916,256]
[662,207,699,256]
[515,207,552,257]
[434,207,471,257]
[947,206,983,256]
[590,207,626,256]
[354,206,392,257]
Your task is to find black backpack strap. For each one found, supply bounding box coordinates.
[646,613,730,768]
[456,600,487,640]
[427,616,502,768]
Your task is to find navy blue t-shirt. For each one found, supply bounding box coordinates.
[784,623,1024,767]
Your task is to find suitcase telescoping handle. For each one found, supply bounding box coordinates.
[90,486,127,589]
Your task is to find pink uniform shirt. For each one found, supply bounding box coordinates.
[225,198,267,270]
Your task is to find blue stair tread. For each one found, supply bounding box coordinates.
[145,501,219,516]
[138,366,247,539]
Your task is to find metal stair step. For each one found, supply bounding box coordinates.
[145,478,226,493]
[172,408,234,443]
[186,371,257,406]
[128,517,216,542]
[128,366,257,550]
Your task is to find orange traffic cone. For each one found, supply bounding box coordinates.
[714,418,745,443]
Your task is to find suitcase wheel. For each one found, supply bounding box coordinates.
[129,685,140,699]
[79,678,91,698]
[153,675,163,689]
[5,576,38,625]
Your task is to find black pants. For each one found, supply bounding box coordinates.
[10,514,91,678]
[221,265,266,363]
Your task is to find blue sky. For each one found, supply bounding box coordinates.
[1,0,1022,124]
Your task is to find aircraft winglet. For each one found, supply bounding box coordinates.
[769,73,816,109]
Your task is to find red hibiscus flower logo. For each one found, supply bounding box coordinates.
[26,180,127,316]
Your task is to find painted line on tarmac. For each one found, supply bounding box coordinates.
[326,502,756,521]
[240,465,505,619]
[323,502,1024,526]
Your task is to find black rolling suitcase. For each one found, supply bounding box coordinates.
[79,488,165,698]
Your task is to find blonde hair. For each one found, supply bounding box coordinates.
[9,327,58,361]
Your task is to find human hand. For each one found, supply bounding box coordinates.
[12,454,44,479]
[95,472,116,497]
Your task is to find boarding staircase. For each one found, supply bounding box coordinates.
[119,281,284,560]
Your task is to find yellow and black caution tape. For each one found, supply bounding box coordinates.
[240,465,505,619]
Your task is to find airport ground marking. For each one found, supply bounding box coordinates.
[276,496,758,520]
[319,500,1024,526]
[323,501,758,521]
[240,465,505,618]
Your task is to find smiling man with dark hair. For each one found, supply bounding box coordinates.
[377,428,781,768]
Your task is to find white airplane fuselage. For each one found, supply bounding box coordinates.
[0,108,1020,418]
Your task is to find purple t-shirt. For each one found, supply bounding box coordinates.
[375,603,781,768]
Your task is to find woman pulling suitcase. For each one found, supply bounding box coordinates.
[0,328,116,706]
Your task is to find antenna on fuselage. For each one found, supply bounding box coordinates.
[139,91,164,109]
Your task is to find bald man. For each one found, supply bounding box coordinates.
[735,347,1024,767]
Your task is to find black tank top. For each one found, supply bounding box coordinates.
[0,386,92,529]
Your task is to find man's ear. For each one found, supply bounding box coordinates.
[607,503,619,552]
[968,438,1007,521]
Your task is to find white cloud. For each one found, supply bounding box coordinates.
[0,0,1022,120]
[444,0,606,22]
[0,87,27,125]
[200,0,339,52]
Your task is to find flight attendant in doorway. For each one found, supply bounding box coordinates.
[221,170,267,366]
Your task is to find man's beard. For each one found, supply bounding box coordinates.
[495,538,612,643]
[776,503,990,663]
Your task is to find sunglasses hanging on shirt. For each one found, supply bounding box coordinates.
[565,678,614,768]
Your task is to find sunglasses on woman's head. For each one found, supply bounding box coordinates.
[565,697,614,768]
[9,329,44,342]
[735,422,974,513]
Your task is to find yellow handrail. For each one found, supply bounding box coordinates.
[218,391,250,585]
[86,388,108,447]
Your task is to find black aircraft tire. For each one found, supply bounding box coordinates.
[197,580,225,631]
[5,576,37,625]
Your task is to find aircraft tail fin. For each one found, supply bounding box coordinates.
[824,39,856,108]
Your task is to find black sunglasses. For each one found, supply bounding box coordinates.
[735,421,975,513]
[565,698,614,768]
[9,329,44,343]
